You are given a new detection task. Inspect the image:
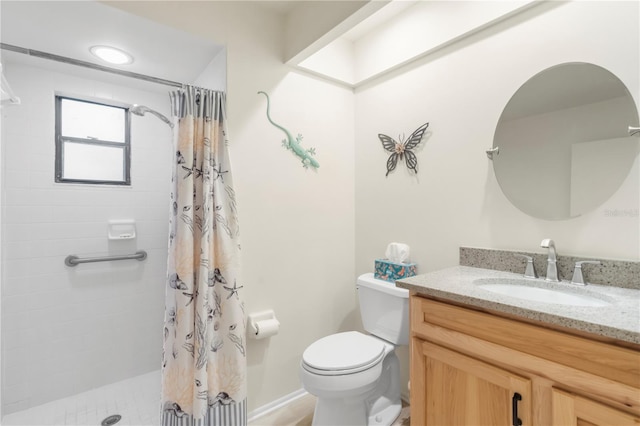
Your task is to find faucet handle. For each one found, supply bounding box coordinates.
[571,260,601,285]
[515,254,537,279]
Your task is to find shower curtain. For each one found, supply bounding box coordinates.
[162,86,246,425]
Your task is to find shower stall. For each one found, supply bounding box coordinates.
[1,57,173,426]
[0,1,225,424]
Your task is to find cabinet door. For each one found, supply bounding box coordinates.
[411,338,531,426]
[552,388,640,426]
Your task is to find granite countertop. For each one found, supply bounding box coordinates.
[397,266,640,345]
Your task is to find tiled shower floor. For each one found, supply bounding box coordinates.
[2,371,410,426]
[2,371,161,426]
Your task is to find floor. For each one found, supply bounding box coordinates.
[248,393,411,426]
[1,371,160,426]
[2,371,410,426]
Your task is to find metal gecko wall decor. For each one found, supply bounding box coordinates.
[379,122,429,176]
[258,91,319,170]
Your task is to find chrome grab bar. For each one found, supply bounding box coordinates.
[65,250,147,267]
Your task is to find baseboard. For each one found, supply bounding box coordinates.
[247,388,309,422]
[248,388,409,421]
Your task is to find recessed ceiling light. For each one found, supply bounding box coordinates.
[89,45,134,65]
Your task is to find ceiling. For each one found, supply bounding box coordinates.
[0,0,435,91]
[251,0,301,15]
[0,1,224,87]
[0,0,375,90]
[339,0,416,42]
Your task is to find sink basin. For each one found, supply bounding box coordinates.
[474,278,611,307]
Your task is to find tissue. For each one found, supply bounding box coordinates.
[385,242,411,263]
[375,243,417,283]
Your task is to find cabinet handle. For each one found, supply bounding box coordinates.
[512,392,522,426]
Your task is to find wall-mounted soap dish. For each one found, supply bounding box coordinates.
[108,220,136,240]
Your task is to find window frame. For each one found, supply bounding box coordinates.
[54,94,131,185]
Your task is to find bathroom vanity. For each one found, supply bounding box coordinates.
[397,266,640,426]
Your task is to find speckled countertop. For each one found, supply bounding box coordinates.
[397,266,640,345]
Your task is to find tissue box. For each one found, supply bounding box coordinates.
[374,259,417,282]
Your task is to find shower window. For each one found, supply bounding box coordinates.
[55,95,131,185]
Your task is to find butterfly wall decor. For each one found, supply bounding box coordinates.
[379,122,429,176]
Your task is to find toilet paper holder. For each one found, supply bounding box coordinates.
[247,310,280,339]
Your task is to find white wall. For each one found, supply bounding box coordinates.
[353,0,534,83]
[355,0,639,275]
[18,0,636,417]
[284,0,376,63]
[108,0,640,414]
[107,1,357,412]
[296,1,536,87]
[298,37,355,85]
[355,0,639,397]
[0,74,5,426]
[0,62,172,413]
[194,48,227,92]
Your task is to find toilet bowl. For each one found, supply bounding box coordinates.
[299,274,409,426]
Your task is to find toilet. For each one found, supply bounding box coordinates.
[300,273,410,426]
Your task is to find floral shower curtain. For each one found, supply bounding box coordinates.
[162,86,246,425]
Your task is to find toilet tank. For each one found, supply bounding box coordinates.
[357,273,410,346]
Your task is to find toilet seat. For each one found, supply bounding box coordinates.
[302,331,385,376]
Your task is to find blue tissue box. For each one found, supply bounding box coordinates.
[374,259,417,282]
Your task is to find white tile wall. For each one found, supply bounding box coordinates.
[1,62,173,414]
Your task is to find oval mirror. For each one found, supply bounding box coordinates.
[492,62,639,220]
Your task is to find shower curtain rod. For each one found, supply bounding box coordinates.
[1,43,183,88]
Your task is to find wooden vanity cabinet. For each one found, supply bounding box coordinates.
[409,295,640,426]
[552,388,640,426]
[416,340,532,425]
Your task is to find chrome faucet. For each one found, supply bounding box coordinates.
[540,239,560,282]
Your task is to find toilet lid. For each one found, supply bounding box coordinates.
[302,331,385,375]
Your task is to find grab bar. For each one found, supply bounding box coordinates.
[65,250,147,267]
